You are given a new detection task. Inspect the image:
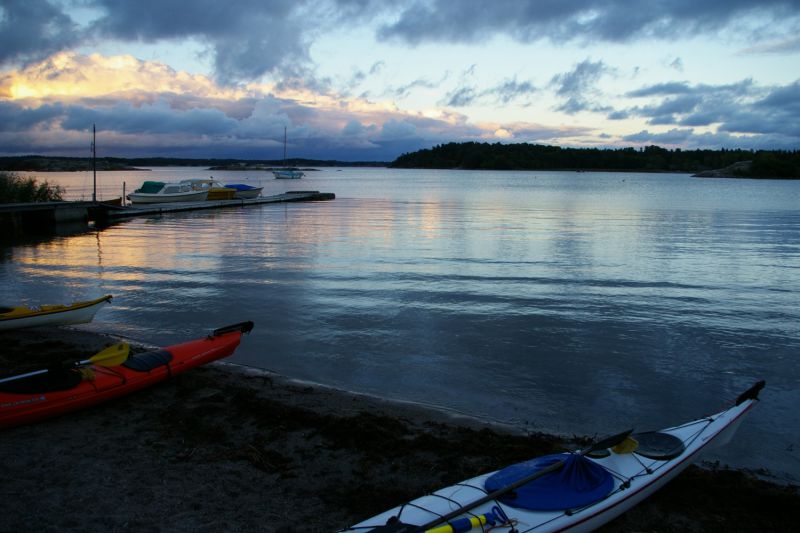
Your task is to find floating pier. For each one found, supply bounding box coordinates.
[97,190,335,220]
[0,191,335,236]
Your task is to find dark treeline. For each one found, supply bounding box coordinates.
[0,156,388,172]
[390,143,800,178]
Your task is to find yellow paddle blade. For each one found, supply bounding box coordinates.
[611,436,639,454]
[427,514,490,533]
[88,343,130,367]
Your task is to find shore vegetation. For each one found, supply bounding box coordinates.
[0,172,64,203]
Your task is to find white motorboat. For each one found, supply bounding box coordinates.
[127,181,209,204]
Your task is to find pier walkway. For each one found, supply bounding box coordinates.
[101,190,334,220]
[1,191,334,235]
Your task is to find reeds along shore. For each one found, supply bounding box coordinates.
[0,328,798,532]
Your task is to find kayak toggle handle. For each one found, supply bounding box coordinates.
[211,321,255,337]
[735,380,765,405]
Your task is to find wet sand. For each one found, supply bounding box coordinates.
[1,328,797,532]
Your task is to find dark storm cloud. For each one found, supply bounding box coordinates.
[378,0,800,45]
[620,79,764,128]
[0,101,63,130]
[0,0,80,65]
[88,0,305,81]
[61,101,238,135]
[619,78,800,146]
[721,81,800,137]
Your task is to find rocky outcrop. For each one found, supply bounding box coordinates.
[693,160,752,178]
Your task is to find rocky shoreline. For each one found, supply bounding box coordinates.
[1,328,798,532]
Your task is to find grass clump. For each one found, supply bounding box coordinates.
[0,171,64,203]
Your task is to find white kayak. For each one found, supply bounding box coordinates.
[0,295,112,331]
[341,381,765,533]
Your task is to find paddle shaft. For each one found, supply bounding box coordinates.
[381,429,633,533]
[0,358,94,384]
[0,343,128,385]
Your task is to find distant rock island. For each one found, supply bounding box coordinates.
[693,161,754,178]
[0,156,145,172]
[391,142,800,179]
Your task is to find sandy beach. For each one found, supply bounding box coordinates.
[1,328,798,532]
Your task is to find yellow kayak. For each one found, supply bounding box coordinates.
[0,295,112,331]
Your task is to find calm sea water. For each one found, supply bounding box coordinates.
[3,167,799,482]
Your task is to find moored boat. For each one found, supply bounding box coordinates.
[273,168,304,179]
[127,181,209,204]
[0,321,254,428]
[273,126,304,179]
[225,183,264,199]
[181,178,237,200]
[340,381,765,533]
[0,295,112,331]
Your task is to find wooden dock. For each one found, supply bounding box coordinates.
[0,191,335,236]
[99,191,335,220]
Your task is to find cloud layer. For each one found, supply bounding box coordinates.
[0,1,798,159]
[379,0,800,45]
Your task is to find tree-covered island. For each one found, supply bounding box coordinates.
[390,142,800,179]
[2,145,798,178]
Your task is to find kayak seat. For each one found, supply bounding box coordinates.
[631,431,686,460]
[123,350,174,372]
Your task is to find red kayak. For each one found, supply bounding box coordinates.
[0,321,253,429]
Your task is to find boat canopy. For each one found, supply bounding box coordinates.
[137,181,165,193]
[224,184,256,191]
[484,453,614,511]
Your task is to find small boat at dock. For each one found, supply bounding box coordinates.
[127,181,209,204]
[224,183,264,199]
[181,178,237,200]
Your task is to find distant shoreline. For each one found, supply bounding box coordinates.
[2,149,798,179]
[0,155,389,173]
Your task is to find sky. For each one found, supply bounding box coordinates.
[1,0,799,162]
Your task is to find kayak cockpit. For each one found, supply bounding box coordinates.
[123,350,173,372]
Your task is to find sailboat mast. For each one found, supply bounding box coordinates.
[92,123,97,202]
[282,126,287,166]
